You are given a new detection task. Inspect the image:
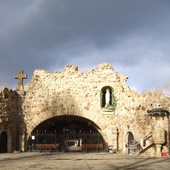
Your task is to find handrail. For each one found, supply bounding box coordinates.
[140,132,152,149]
[143,132,152,140]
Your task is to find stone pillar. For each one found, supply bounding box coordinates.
[156,144,162,157]
[14,69,27,151]
[152,120,165,157]
[20,128,26,152]
[15,92,26,152]
[108,127,117,153]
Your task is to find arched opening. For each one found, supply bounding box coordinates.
[101,86,112,108]
[101,86,116,111]
[127,132,134,154]
[128,132,134,145]
[28,115,106,152]
[0,132,8,153]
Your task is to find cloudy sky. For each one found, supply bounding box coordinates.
[0,0,170,93]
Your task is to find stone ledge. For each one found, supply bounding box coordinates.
[101,109,115,115]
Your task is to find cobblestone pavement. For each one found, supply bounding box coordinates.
[0,152,170,170]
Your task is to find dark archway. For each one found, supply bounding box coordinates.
[0,132,8,153]
[128,132,134,154]
[128,132,134,145]
[28,115,105,151]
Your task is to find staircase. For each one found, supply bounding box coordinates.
[138,132,154,154]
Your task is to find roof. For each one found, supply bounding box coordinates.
[147,108,169,116]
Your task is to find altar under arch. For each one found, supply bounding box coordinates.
[29,115,105,151]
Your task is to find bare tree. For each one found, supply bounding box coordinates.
[155,84,170,98]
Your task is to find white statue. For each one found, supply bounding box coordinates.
[105,88,110,107]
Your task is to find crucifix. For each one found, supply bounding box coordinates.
[14,69,27,91]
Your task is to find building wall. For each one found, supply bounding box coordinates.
[0,88,19,152]
[0,62,170,154]
[22,63,170,154]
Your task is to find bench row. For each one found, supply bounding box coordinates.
[33,143,104,152]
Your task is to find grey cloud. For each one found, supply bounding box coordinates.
[0,0,170,92]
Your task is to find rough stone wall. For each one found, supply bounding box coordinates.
[23,63,118,144]
[115,90,170,154]
[0,88,19,152]
[23,62,170,154]
[0,62,170,154]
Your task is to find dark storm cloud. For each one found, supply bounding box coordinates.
[0,0,170,92]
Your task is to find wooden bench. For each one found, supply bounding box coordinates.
[35,143,60,152]
[82,143,104,152]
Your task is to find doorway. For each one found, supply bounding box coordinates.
[0,132,8,153]
[127,132,134,154]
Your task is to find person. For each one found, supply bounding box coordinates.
[105,88,110,107]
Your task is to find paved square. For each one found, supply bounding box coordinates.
[0,152,170,170]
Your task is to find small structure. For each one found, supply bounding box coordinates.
[147,108,170,157]
[65,138,82,151]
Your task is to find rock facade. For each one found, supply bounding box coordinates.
[0,63,170,155]
[0,88,19,152]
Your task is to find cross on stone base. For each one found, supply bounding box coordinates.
[14,69,27,91]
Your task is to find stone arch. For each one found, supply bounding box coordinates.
[26,113,109,145]
[127,132,134,145]
[123,131,135,154]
